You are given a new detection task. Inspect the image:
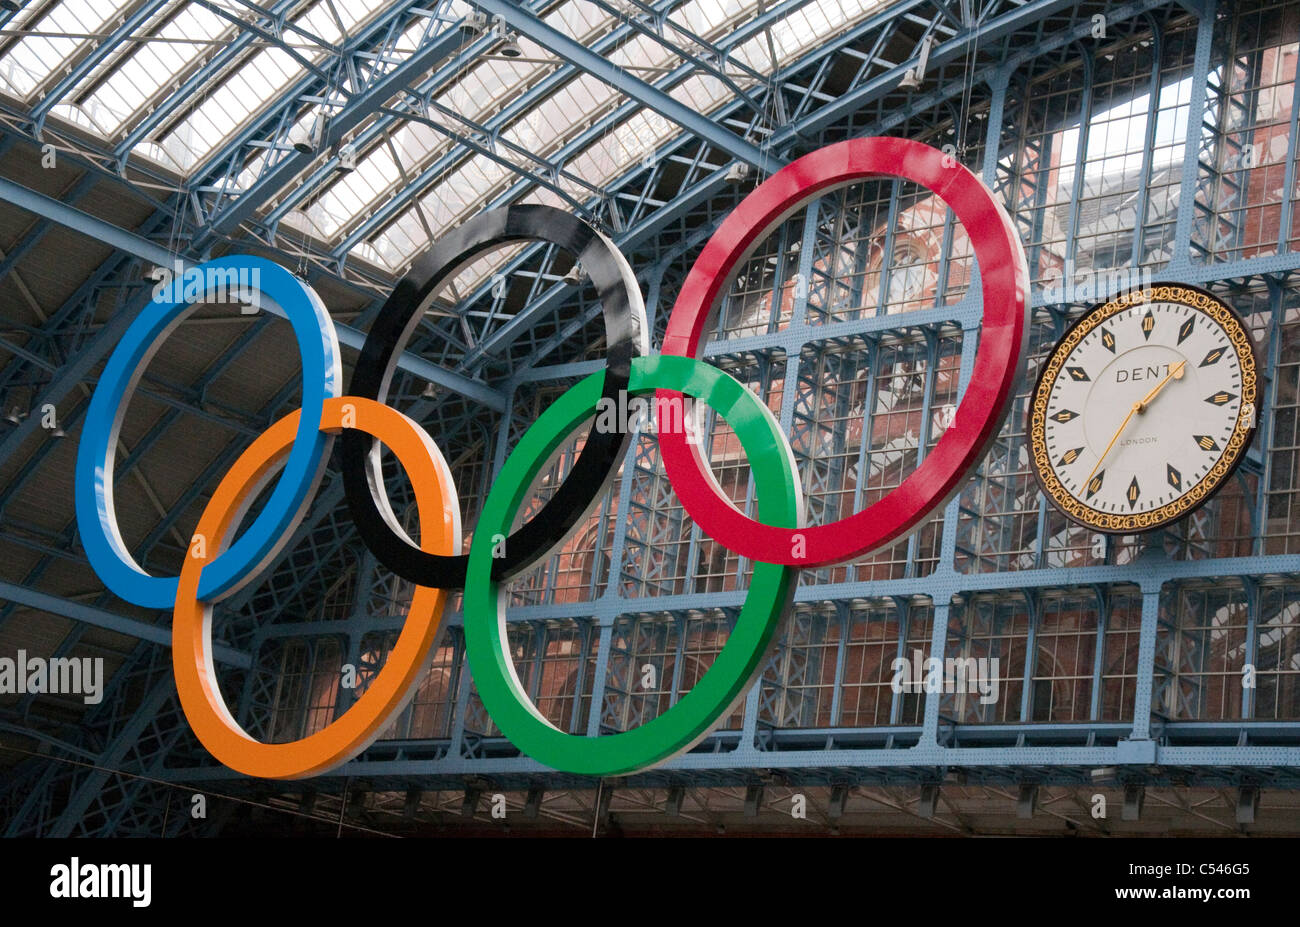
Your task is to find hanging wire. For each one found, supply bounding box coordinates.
[598,0,639,238]
[957,0,982,164]
[757,12,780,180]
[294,60,339,280]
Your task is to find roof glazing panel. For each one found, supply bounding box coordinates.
[3,0,887,283]
[0,0,131,99]
[342,0,886,280]
[51,3,233,139]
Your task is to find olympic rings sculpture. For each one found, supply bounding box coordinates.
[75,137,1029,780]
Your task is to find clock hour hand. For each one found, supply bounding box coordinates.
[1136,359,1186,414]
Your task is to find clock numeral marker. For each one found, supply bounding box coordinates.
[1177,316,1195,344]
[1200,347,1225,367]
[1141,310,1155,340]
[1058,447,1084,467]
[1067,366,1090,382]
[1127,476,1141,510]
[1100,327,1116,353]
[1167,464,1181,490]
[1206,391,1235,406]
[1086,470,1105,499]
[1050,409,1078,423]
[1194,434,1220,452]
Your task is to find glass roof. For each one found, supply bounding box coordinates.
[0,0,121,99]
[335,0,889,279]
[0,0,891,280]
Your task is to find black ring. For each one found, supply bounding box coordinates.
[342,204,648,588]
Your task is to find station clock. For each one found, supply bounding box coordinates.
[1028,283,1260,533]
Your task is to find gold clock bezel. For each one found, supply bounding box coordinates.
[1028,283,1260,535]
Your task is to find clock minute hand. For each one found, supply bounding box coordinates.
[1086,400,1141,488]
[1085,359,1188,488]
[1136,359,1186,413]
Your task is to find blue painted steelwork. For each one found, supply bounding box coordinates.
[190,4,478,246]
[0,0,501,447]
[110,0,305,167]
[26,0,176,129]
[471,0,785,174]
[429,0,1168,371]
[188,0,1300,786]
[17,0,1300,835]
[258,0,733,241]
[0,180,505,416]
[327,0,916,265]
[0,175,177,266]
[0,579,248,667]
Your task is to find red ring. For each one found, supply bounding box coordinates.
[657,136,1029,567]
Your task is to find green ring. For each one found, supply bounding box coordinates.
[462,354,802,776]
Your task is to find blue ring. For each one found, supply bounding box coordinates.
[74,256,341,609]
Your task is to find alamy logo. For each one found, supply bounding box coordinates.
[150,259,262,310]
[0,651,102,704]
[1040,260,1153,305]
[49,858,151,907]
[592,391,706,442]
[890,649,1000,705]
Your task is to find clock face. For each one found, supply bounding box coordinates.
[1029,283,1260,534]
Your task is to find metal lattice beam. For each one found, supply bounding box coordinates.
[472,0,784,173]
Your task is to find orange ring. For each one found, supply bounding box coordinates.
[172,396,460,779]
